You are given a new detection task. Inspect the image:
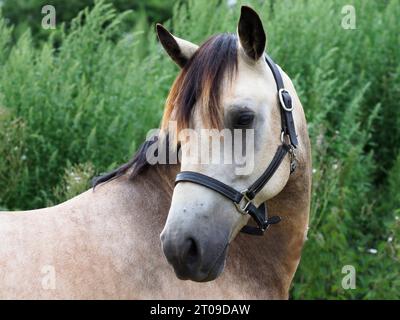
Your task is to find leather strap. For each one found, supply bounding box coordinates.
[265,55,298,148]
[265,55,285,90]
[246,144,290,199]
[175,171,242,204]
[241,204,281,235]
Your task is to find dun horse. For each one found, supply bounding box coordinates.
[0,6,311,299]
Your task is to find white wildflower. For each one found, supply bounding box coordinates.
[227,0,237,7]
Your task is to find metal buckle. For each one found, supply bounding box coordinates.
[278,89,294,112]
[280,131,291,144]
[280,131,297,174]
[234,190,252,215]
[288,144,297,174]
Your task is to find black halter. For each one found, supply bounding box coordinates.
[175,55,298,236]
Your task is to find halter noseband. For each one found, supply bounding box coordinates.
[175,55,298,236]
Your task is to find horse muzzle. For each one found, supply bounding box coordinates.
[160,226,229,282]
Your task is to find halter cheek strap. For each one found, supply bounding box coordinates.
[265,55,298,148]
[175,54,298,236]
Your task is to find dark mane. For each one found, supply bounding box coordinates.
[92,136,159,188]
[161,33,238,131]
[92,33,238,187]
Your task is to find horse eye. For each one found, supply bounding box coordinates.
[235,112,255,127]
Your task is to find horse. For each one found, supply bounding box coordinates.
[0,6,311,299]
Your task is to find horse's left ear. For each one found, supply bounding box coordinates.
[237,6,266,61]
[156,24,199,68]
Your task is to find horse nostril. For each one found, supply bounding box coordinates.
[183,237,199,265]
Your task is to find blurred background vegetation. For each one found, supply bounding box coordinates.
[0,0,398,299]
[0,0,173,42]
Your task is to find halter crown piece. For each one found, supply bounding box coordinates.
[175,55,298,236]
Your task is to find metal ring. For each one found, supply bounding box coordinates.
[234,201,249,215]
[234,190,252,215]
[278,89,294,112]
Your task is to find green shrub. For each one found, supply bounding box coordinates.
[0,1,172,207]
[0,107,28,210]
[51,162,95,205]
[0,0,175,42]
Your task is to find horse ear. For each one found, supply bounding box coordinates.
[156,24,199,68]
[237,6,266,61]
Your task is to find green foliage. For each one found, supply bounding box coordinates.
[0,0,175,42]
[51,162,95,205]
[0,0,399,298]
[0,107,28,210]
[0,1,172,208]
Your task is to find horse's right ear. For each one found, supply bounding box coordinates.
[156,24,199,68]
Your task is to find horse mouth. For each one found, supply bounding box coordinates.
[199,244,229,282]
[174,244,229,282]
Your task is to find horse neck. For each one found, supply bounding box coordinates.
[124,163,179,230]
[142,164,179,197]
